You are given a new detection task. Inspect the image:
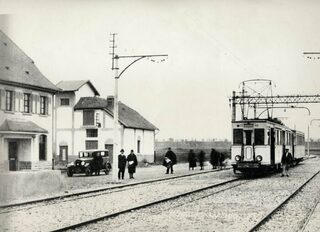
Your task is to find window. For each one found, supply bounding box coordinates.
[233,129,243,145]
[86,129,98,137]
[86,140,98,150]
[24,93,31,113]
[5,90,13,111]
[39,135,47,160]
[244,130,252,145]
[40,96,47,115]
[60,98,70,106]
[137,140,141,153]
[83,110,95,125]
[254,129,265,145]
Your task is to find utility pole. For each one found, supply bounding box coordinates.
[109,33,168,182]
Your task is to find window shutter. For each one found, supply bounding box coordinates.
[12,91,16,112]
[0,89,5,110]
[30,94,34,113]
[15,91,19,112]
[19,92,23,112]
[47,96,51,115]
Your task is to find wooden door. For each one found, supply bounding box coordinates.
[9,141,18,171]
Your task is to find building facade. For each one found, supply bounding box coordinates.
[0,30,59,171]
[55,83,158,164]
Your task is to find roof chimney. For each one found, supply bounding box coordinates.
[107,96,114,108]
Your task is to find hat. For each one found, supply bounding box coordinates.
[120,149,124,152]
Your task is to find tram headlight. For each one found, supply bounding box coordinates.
[235,155,241,161]
[81,161,85,166]
[256,155,263,162]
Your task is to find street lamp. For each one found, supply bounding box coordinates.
[308,119,320,156]
[111,52,168,182]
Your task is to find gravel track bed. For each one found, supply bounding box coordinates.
[256,169,320,232]
[0,170,235,232]
[74,159,320,232]
[303,199,320,232]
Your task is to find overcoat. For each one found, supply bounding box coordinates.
[127,153,138,173]
[165,150,177,165]
[188,150,197,168]
[281,151,292,165]
[118,154,127,171]
[198,150,205,166]
[210,149,220,166]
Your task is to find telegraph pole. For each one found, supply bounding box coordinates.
[110,33,167,182]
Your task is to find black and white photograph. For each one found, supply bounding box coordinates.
[1,0,320,231]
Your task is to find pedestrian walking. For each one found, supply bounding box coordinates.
[164,147,177,174]
[210,148,220,169]
[281,148,292,177]
[198,150,205,170]
[91,153,99,175]
[127,150,138,179]
[118,149,127,180]
[188,149,197,170]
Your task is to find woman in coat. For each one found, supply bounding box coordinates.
[188,149,197,170]
[127,150,138,179]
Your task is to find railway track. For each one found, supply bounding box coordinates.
[0,167,230,210]
[247,169,320,232]
[51,177,245,232]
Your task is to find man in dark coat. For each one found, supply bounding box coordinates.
[281,148,292,177]
[164,147,177,174]
[198,150,205,170]
[118,149,127,180]
[96,152,103,175]
[127,150,138,179]
[210,148,220,169]
[188,149,197,170]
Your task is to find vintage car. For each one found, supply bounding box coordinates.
[66,149,112,177]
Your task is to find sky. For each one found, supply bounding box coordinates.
[1,0,320,140]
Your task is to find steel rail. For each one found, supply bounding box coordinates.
[247,169,320,232]
[50,177,243,232]
[0,167,231,209]
[299,193,320,232]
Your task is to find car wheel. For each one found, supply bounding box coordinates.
[85,167,91,176]
[67,168,73,177]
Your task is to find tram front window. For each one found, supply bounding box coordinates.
[254,129,265,145]
[233,129,243,145]
[244,130,252,145]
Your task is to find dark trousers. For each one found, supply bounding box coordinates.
[118,169,125,179]
[166,164,173,174]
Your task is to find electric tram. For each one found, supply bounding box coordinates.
[231,118,305,174]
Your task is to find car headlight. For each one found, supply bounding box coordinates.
[235,155,241,161]
[256,155,263,162]
[81,161,85,166]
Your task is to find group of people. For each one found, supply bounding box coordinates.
[210,148,225,169]
[187,149,205,170]
[118,149,138,179]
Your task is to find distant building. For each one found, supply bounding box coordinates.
[0,30,59,171]
[55,81,158,164]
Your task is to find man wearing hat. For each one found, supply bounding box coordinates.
[118,149,127,179]
[281,148,293,177]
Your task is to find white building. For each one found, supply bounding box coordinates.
[0,30,59,171]
[55,81,158,164]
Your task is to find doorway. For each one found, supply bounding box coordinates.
[9,141,18,171]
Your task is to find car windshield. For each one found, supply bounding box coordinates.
[78,150,109,158]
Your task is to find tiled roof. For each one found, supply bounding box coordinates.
[0,30,59,92]
[74,97,158,131]
[56,80,100,96]
[0,119,48,133]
